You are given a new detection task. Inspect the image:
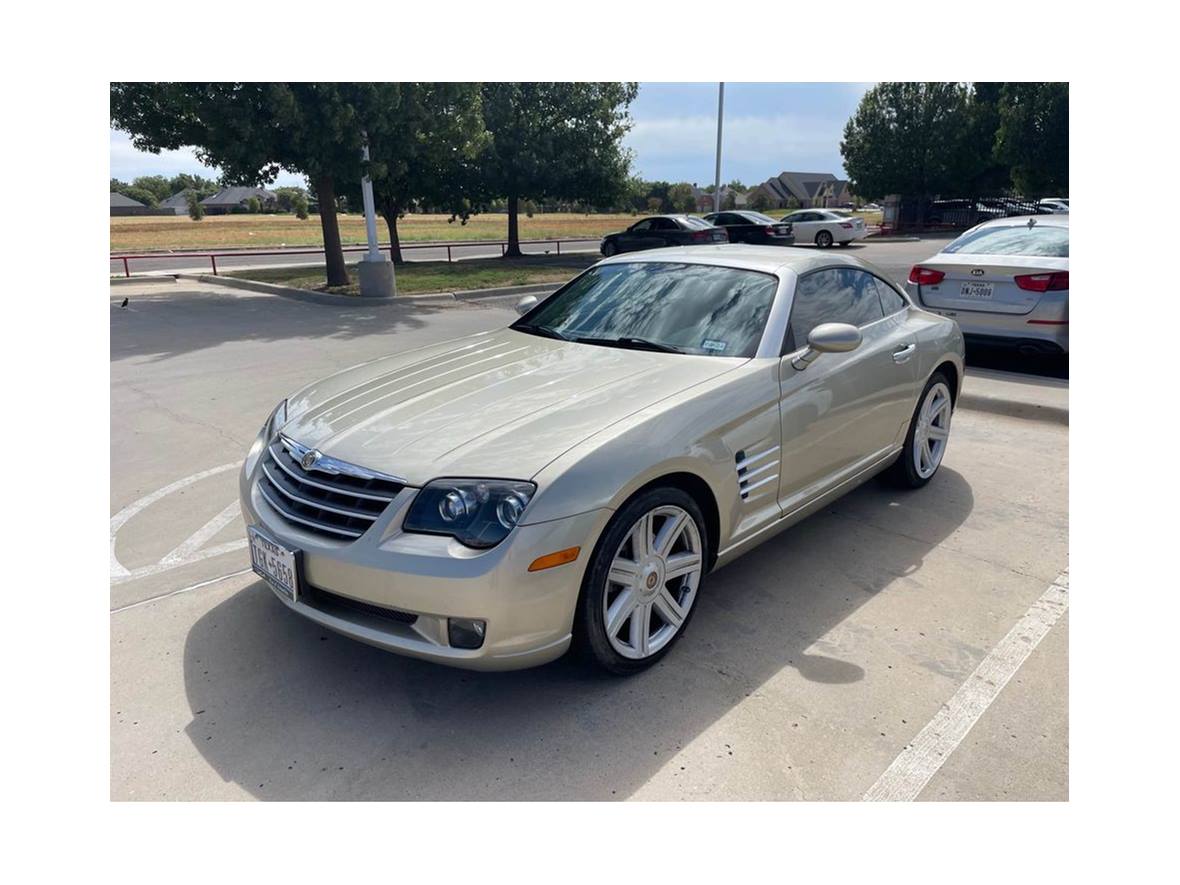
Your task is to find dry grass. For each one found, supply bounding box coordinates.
[111,212,635,252]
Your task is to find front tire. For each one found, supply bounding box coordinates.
[601,241,618,257]
[815,230,833,248]
[883,372,954,488]
[573,487,707,675]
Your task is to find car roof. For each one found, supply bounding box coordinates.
[594,243,893,279]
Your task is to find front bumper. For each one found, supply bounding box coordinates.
[240,464,611,670]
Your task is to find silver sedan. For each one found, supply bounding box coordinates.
[240,246,964,674]
[906,215,1068,354]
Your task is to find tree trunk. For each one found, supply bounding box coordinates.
[315,174,348,287]
[382,211,404,265]
[505,192,522,258]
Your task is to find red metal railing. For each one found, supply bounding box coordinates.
[110,237,602,277]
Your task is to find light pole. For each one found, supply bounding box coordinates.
[713,83,725,214]
[357,134,396,297]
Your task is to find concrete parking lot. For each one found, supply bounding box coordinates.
[110,263,1068,800]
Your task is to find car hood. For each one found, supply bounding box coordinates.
[280,327,743,485]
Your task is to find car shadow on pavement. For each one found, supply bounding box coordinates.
[181,467,973,800]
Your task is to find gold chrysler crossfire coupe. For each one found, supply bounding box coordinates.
[241,246,964,675]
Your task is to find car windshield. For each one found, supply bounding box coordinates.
[513,262,778,358]
[680,216,713,229]
[943,224,1069,257]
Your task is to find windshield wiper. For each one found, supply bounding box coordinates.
[513,323,569,341]
[574,336,683,354]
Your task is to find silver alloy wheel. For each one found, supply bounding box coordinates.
[603,505,703,660]
[913,381,952,479]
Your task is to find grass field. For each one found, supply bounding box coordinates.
[111,209,885,252]
[226,256,593,297]
[111,213,631,252]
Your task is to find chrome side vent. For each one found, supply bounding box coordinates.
[735,445,780,503]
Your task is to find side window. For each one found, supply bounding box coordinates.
[631,219,653,232]
[785,268,886,351]
[871,275,908,315]
[712,213,733,226]
[654,218,678,231]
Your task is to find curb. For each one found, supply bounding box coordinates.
[109,275,177,286]
[958,369,1068,425]
[863,235,922,243]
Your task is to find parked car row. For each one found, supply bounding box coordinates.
[600,208,869,257]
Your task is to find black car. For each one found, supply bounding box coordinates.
[702,210,795,246]
[600,215,728,257]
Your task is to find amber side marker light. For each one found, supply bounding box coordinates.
[528,547,581,572]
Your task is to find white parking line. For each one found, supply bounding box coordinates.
[864,570,1069,801]
[110,568,254,614]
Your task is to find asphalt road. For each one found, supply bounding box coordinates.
[110,278,1068,800]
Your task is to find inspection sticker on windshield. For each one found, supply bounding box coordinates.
[701,339,728,352]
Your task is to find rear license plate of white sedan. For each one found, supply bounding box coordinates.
[960,281,994,299]
[248,526,299,601]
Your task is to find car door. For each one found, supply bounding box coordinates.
[786,211,817,242]
[776,267,919,513]
[618,219,659,253]
[653,217,684,247]
[712,212,748,243]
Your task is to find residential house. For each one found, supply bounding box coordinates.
[200,186,278,215]
[110,191,147,216]
[158,191,192,215]
[691,185,749,213]
[748,171,854,209]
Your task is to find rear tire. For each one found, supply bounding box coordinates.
[572,487,708,676]
[815,230,833,248]
[882,371,954,489]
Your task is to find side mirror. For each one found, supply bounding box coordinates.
[791,322,862,370]
[515,295,538,316]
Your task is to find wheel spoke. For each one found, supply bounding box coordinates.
[629,602,652,656]
[608,559,639,586]
[653,510,687,556]
[665,551,702,580]
[631,513,654,559]
[606,588,639,637]
[654,587,686,629]
[927,424,949,441]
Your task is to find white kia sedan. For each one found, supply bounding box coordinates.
[781,209,869,248]
[906,215,1068,354]
[241,246,964,674]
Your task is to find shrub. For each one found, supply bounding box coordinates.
[185,190,204,221]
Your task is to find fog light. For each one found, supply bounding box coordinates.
[447,617,486,650]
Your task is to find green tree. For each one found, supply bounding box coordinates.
[111,83,400,286]
[477,82,637,257]
[749,189,772,212]
[120,185,158,207]
[994,82,1068,197]
[132,175,172,204]
[361,83,488,264]
[185,190,204,220]
[667,182,695,213]
[841,82,978,200]
[292,192,309,220]
[246,196,262,213]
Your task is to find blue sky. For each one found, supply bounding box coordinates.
[109,82,872,189]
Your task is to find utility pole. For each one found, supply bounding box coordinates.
[357,134,396,297]
[713,83,725,214]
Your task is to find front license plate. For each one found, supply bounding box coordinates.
[248,526,299,601]
[960,281,994,299]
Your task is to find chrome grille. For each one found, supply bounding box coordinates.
[735,445,780,503]
[258,436,405,540]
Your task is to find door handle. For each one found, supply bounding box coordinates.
[892,343,916,363]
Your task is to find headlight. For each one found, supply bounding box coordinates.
[404,479,536,549]
[245,399,287,475]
